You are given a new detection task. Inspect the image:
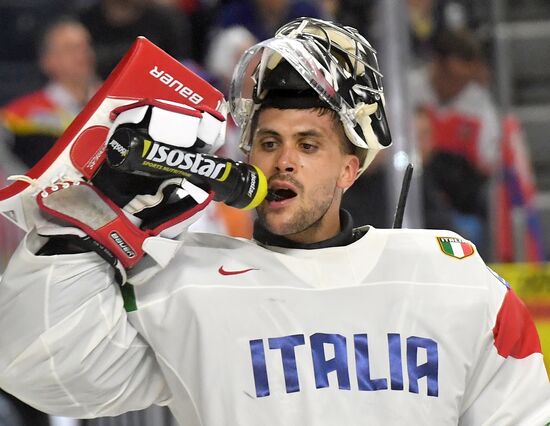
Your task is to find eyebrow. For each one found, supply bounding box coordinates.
[255,128,279,138]
[255,128,325,139]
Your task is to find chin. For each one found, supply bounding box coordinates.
[261,209,319,238]
[262,218,294,236]
[259,211,293,235]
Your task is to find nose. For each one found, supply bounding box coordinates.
[275,144,297,173]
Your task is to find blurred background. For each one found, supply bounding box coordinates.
[0,0,549,425]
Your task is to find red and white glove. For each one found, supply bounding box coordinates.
[34,99,226,284]
[107,97,226,154]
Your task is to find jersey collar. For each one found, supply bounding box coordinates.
[253,209,359,249]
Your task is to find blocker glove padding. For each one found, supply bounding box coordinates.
[91,98,226,229]
[35,99,226,284]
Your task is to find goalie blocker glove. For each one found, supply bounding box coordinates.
[34,99,227,285]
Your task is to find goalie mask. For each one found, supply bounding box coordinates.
[229,17,392,174]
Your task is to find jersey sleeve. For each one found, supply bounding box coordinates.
[459,271,550,425]
[0,231,170,418]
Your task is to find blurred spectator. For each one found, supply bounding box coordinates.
[409,29,500,256]
[216,0,323,41]
[0,17,100,169]
[0,16,97,282]
[415,105,454,230]
[495,115,546,262]
[206,26,257,96]
[79,0,191,79]
[407,0,469,66]
[319,0,375,33]
[414,29,500,174]
[151,0,217,64]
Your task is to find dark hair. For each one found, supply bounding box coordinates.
[313,107,354,155]
[433,30,482,62]
[37,16,87,57]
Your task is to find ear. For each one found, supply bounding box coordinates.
[337,154,360,190]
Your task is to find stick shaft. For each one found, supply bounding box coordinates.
[392,163,414,228]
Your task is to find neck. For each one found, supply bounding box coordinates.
[285,211,341,245]
[288,192,344,244]
[253,210,355,249]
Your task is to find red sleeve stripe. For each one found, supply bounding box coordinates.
[493,289,542,359]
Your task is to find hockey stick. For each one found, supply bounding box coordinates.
[392,163,414,228]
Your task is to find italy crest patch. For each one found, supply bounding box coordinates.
[437,236,475,259]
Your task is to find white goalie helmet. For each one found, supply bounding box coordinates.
[229,17,392,174]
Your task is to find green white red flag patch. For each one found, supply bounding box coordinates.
[437,237,475,259]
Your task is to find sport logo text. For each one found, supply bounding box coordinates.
[142,142,228,180]
[150,66,204,105]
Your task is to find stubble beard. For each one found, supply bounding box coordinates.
[257,185,337,237]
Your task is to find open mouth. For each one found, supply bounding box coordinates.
[266,187,297,202]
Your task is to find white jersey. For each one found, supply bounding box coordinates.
[0,227,548,425]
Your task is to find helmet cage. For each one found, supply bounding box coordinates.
[229,17,392,173]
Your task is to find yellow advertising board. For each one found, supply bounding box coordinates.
[490,262,550,378]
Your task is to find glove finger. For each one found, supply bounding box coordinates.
[123,177,185,214]
[197,111,225,152]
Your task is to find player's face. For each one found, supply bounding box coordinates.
[249,108,359,243]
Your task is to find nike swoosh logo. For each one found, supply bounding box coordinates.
[218,266,257,276]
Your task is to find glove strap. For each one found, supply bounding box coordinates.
[36,233,127,285]
[36,181,148,269]
[35,179,212,284]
